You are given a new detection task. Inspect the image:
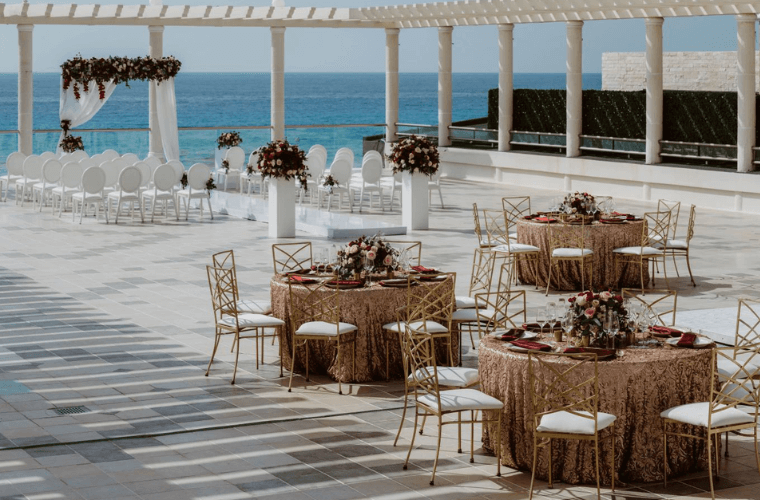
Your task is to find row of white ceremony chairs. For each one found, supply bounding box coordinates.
[1,150,214,224]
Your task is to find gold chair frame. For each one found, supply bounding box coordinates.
[621,288,678,326]
[453,248,497,349]
[205,265,283,384]
[502,196,531,230]
[401,328,502,486]
[737,298,760,347]
[613,211,670,293]
[663,204,696,287]
[662,345,760,498]
[287,279,357,395]
[528,351,616,500]
[474,289,527,338]
[481,207,511,247]
[657,198,681,238]
[384,240,422,267]
[473,203,494,249]
[545,219,594,295]
[272,242,313,274]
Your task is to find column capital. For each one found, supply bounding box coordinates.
[737,13,756,23]
[148,25,164,33]
[498,24,514,32]
[385,27,400,36]
[645,17,664,26]
[566,20,583,28]
[271,26,286,34]
[438,26,453,34]
[17,24,33,32]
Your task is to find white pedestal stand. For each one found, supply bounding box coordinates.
[402,171,429,231]
[268,177,296,238]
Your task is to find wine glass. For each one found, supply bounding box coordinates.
[562,311,575,346]
[546,302,556,331]
[320,248,330,272]
[399,249,409,272]
[609,312,619,349]
[609,199,617,216]
[364,255,374,285]
[313,249,323,272]
[590,202,598,218]
[536,309,546,337]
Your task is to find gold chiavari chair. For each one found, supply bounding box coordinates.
[660,204,697,287]
[545,218,594,295]
[613,211,670,293]
[657,198,681,240]
[452,248,497,349]
[621,288,677,326]
[528,352,617,500]
[384,240,422,267]
[481,207,511,247]
[473,287,528,340]
[401,327,503,486]
[661,345,760,499]
[473,203,496,249]
[502,196,531,238]
[287,279,357,394]
[205,265,285,384]
[272,242,313,274]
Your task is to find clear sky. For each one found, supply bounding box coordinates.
[0,0,745,74]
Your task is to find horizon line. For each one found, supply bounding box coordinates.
[0,71,602,75]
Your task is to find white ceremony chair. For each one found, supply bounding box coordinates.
[241,152,263,196]
[334,147,354,166]
[107,165,144,224]
[353,155,385,212]
[15,155,43,207]
[381,171,402,210]
[72,166,107,224]
[133,161,152,191]
[69,150,88,162]
[143,155,162,169]
[58,153,72,163]
[218,146,244,191]
[101,149,119,160]
[103,158,128,196]
[90,153,105,165]
[52,162,83,217]
[428,170,445,208]
[297,153,325,205]
[121,153,140,165]
[309,144,327,158]
[33,159,62,212]
[167,160,185,189]
[177,163,214,221]
[40,151,56,161]
[1,152,26,202]
[78,158,96,171]
[142,163,180,222]
[319,157,353,212]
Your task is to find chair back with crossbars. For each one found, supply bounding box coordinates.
[481,208,510,247]
[272,242,313,274]
[206,265,239,329]
[502,196,531,226]
[468,247,495,296]
[403,273,456,334]
[657,199,681,237]
[711,346,760,428]
[736,298,760,347]
[622,289,677,326]
[474,290,527,337]
[287,279,340,331]
[213,250,240,302]
[385,240,422,267]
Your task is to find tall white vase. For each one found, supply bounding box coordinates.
[269,177,296,238]
[402,171,429,230]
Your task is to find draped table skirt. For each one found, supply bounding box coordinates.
[515,219,649,291]
[270,275,458,383]
[478,336,712,484]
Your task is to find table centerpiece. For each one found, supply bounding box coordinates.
[560,191,596,216]
[567,290,628,347]
[336,235,400,280]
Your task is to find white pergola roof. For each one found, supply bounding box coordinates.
[0,1,759,28]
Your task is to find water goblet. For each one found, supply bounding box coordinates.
[609,312,620,349]
[364,255,375,285]
[536,309,546,337]
[313,250,323,273]
[562,312,574,345]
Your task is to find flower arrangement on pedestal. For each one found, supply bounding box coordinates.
[568,290,626,339]
[61,55,181,100]
[336,235,399,279]
[255,139,309,187]
[387,135,439,176]
[561,192,596,215]
[217,131,242,149]
[59,135,85,153]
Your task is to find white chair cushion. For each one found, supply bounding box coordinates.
[418,388,503,412]
[613,246,663,256]
[455,296,478,309]
[107,191,140,201]
[237,299,272,315]
[509,231,518,240]
[220,313,284,328]
[665,239,688,250]
[717,359,760,379]
[537,411,617,435]
[382,320,448,334]
[452,308,501,322]
[479,238,494,247]
[296,320,357,337]
[408,367,479,388]
[552,248,593,258]
[494,243,540,254]
[660,402,755,428]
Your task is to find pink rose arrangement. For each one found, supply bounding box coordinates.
[255,139,309,186]
[335,234,399,279]
[387,135,439,176]
[567,290,626,337]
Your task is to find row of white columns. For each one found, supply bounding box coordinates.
[13,18,759,172]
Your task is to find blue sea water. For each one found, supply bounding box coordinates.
[0,72,601,173]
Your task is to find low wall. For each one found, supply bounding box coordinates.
[439,148,760,214]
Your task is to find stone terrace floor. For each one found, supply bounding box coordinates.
[1,177,759,500]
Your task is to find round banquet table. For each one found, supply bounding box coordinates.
[515,218,649,291]
[479,335,712,484]
[270,275,458,383]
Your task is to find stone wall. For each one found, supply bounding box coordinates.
[602,51,760,92]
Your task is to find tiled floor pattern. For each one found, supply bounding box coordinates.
[2,176,760,498]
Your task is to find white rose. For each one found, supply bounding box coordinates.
[350,245,359,254]
[599,291,612,301]
[371,246,378,252]
[415,147,421,153]
[576,295,587,306]
[276,159,282,166]
[348,257,353,264]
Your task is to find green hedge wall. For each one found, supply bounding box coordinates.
[487,88,752,144]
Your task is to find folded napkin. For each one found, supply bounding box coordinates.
[677,332,697,347]
[650,325,683,337]
[498,328,524,342]
[288,275,317,283]
[563,347,615,357]
[535,217,556,222]
[327,280,362,286]
[523,215,536,220]
[411,265,437,274]
[510,339,551,351]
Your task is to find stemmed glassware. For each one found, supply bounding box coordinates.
[314,250,323,273]
[398,249,409,272]
[536,309,546,337]
[364,254,375,285]
[608,311,619,349]
[563,311,575,346]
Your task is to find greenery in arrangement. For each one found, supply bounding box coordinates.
[205,175,217,193]
[387,135,439,176]
[568,291,626,337]
[61,55,181,100]
[336,235,399,278]
[562,192,595,215]
[217,131,243,149]
[59,135,85,153]
[255,139,309,186]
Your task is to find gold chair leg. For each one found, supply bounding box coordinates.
[545,260,552,296]
[288,339,298,392]
[336,340,343,395]
[610,424,616,492]
[529,435,538,500]
[548,438,553,488]
[205,333,222,376]
[231,332,241,385]
[403,408,420,470]
[663,424,668,487]
[430,414,444,486]
[278,327,283,378]
[754,426,760,475]
[594,437,601,500]
[707,431,715,499]
[393,382,411,447]
[496,411,502,477]
[469,410,475,462]
[685,251,696,287]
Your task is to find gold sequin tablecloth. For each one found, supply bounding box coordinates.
[270,276,458,383]
[479,336,712,484]
[515,219,649,290]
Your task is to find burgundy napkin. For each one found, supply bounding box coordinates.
[534,217,556,223]
[499,329,524,342]
[510,339,551,351]
[523,215,536,220]
[564,347,615,357]
[288,275,317,284]
[411,265,437,273]
[677,333,697,347]
[650,325,683,337]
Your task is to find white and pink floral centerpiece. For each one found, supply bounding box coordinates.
[336,235,399,279]
[568,290,627,341]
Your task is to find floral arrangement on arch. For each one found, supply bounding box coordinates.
[255,139,309,186]
[568,290,626,337]
[217,131,243,149]
[561,192,595,215]
[59,135,85,153]
[336,234,398,278]
[61,55,181,100]
[387,135,439,176]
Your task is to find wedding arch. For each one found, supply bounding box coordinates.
[58,55,182,160]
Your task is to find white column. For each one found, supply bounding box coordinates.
[645,17,664,165]
[498,24,514,152]
[737,14,756,173]
[385,28,400,147]
[17,25,33,155]
[566,21,583,158]
[271,27,286,142]
[148,26,164,160]
[438,26,453,147]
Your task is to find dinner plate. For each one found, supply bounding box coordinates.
[532,218,558,224]
[323,280,364,289]
[506,341,552,353]
[564,347,617,361]
[284,268,313,276]
[649,326,686,338]
[600,219,627,224]
[490,329,539,341]
[666,336,715,349]
[379,279,411,288]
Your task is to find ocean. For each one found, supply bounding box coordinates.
[0,72,601,174]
